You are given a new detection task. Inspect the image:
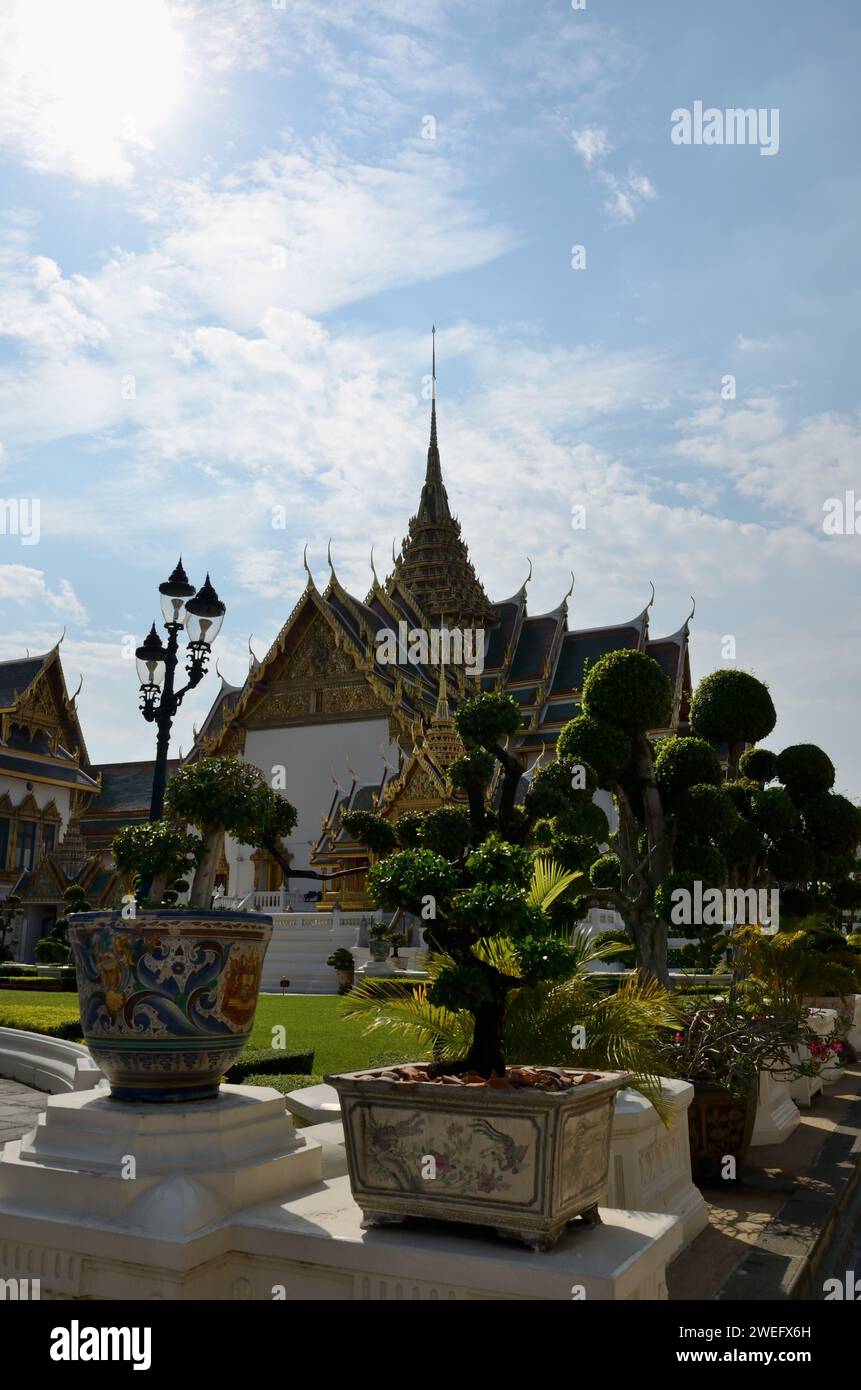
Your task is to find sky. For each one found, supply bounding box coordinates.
[0,0,858,796]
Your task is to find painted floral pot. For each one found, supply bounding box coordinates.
[687,1079,757,1183]
[67,909,273,1103]
[369,939,390,962]
[326,1064,629,1251]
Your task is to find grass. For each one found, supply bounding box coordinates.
[0,991,427,1076]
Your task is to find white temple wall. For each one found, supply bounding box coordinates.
[0,775,72,825]
[225,718,399,894]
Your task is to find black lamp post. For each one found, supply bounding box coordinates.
[136,559,226,822]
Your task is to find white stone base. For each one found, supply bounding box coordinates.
[789,1046,823,1108]
[0,1085,682,1300]
[751,1070,801,1146]
[607,1082,708,1251]
[808,1007,844,1086]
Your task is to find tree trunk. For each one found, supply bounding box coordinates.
[464,999,507,1077]
[190,825,223,908]
[629,903,671,988]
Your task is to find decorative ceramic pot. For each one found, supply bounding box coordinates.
[686,1078,757,1183]
[335,968,354,995]
[369,938,390,962]
[326,1064,629,1250]
[67,909,273,1103]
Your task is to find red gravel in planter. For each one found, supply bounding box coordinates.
[351,1063,602,1091]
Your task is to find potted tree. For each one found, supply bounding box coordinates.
[325,691,633,1250]
[327,947,355,994]
[66,756,298,1103]
[660,1004,811,1183]
[367,923,392,963]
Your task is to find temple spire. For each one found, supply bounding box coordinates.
[386,326,493,628]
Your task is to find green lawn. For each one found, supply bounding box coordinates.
[0,990,426,1076]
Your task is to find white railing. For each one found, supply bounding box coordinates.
[250,889,319,912]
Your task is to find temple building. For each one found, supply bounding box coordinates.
[196,381,693,908]
[0,645,109,957]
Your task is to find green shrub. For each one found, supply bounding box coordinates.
[224,1048,314,1082]
[242,1072,324,1096]
[0,964,27,977]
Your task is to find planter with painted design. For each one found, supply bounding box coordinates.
[326,1063,628,1251]
[67,908,272,1102]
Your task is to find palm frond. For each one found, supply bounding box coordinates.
[342,975,471,1058]
[528,856,585,910]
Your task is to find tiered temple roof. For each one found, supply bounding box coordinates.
[197,365,694,891]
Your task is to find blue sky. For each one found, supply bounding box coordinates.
[0,0,858,796]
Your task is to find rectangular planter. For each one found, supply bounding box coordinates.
[326,1065,628,1251]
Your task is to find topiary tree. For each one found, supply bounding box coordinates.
[558,650,743,984]
[163,756,299,908]
[688,668,777,779]
[339,690,592,1077]
[719,739,861,930]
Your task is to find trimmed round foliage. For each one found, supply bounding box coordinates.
[554,798,610,843]
[590,929,635,962]
[552,835,601,873]
[454,690,521,748]
[340,810,398,853]
[582,648,672,733]
[738,747,778,784]
[767,831,815,883]
[722,779,759,816]
[672,839,728,885]
[589,853,621,890]
[420,806,472,859]
[531,818,554,848]
[775,744,836,803]
[689,669,776,747]
[525,759,596,820]
[654,736,722,801]
[747,787,798,842]
[393,812,425,848]
[448,749,495,794]
[466,835,533,888]
[677,782,738,838]
[802,792,861,854]
[557,714,631,784]
[367,848,458,914]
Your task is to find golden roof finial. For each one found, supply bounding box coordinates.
[302,544,316,589]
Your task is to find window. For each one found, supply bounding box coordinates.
[14,821,37,872]
[42,823,57,855]
[0,818,9,869]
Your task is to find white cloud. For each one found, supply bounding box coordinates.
[0,0,184,183]
[598,169,657,224]
[0,565,87,621]
[571,128,611,166]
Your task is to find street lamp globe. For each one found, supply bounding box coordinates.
[135,623,167,689]
[185,574,226,648]
[158,558,196,627]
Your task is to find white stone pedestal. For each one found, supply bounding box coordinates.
[808,1007,844,1086]
[751,1069,801,1146]
[0,1085,683,1300]
[0,1085,322,1298]
[607,1082,708,1250]
[788,1045,823,1108]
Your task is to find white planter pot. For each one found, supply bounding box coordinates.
[607,1079,708,1250]
[806,1007,844,1086]
[805,995,861,1054]
[327,1064,629,1251]
[751,1068,801,1146]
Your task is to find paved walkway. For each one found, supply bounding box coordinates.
[0,1077,48,1148]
